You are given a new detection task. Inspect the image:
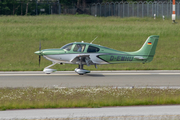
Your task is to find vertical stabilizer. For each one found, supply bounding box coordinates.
[133,35,159,62]
[136,35,159,55]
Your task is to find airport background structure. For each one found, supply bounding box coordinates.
[70,1,180,19]
[0,1,180,18]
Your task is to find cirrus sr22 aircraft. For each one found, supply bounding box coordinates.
[35,35,159,75]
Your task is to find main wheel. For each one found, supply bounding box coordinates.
[78,74,84,75]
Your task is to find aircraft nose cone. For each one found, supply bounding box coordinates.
[34,51,42,55]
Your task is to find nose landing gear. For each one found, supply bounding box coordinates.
[43,62,57,74]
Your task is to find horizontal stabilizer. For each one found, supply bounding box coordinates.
[134,56,148,60]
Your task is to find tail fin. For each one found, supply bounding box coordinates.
[134,35,159,62]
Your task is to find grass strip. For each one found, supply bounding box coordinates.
[0,15,180,71]
[1,87,180,110]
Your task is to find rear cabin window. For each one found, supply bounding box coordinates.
[87,45,100,53]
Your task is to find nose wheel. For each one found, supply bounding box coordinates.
[43,62,57,74]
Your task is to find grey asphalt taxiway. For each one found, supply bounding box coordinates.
[0,70,180,88]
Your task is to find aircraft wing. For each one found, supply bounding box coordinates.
[70,55,94,66]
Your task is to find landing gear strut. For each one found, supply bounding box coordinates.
[43,62,57,74]
[74,57,90,75]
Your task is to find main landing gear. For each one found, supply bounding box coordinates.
[75,57,90,75]
[75,64,90,75]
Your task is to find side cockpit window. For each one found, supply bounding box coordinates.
[73,44,86,52]
[87,45,100,53]
[60,43,73,51]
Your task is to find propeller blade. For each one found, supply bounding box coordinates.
[39,41,41,51]
[39,55,41,67]
[39,41,41,67]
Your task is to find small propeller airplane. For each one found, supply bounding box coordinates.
[35,35,159,75]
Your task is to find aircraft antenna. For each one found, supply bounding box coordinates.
[90,36,98,44]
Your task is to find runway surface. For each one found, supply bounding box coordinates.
[1,105,180,119]
[1,70,180,119]
[0,70,180,88]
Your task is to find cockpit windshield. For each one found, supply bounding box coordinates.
[60,43,73,51]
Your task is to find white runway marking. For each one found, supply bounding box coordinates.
[0,74,76,76]
[0,71,180,76]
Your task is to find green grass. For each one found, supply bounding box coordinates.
[1,87,180,110]
[0,15,180,71]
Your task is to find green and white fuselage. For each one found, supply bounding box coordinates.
[35,35,159,75]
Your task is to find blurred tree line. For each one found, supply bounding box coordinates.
[0,0,169,15]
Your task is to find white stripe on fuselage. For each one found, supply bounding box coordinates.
[43,53,109,65]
